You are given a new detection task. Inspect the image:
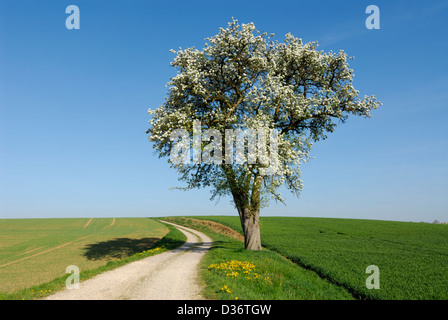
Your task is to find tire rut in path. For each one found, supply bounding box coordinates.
[45,221,212,300]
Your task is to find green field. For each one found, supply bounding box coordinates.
[164,216,354,300]
[0,218,170,294]
[2,215,446,300]
[192,216,448,300]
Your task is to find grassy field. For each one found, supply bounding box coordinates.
[0,217,175,296]
[191,216,448,300]
[163,216,353,300]
[2,215,446,300]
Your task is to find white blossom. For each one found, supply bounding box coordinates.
[147,18,381,207]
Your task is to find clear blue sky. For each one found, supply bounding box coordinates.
[1,0,447,222]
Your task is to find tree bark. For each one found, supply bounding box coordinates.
[224,166,263,250]
[240,207,262,250]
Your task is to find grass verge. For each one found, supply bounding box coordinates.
[162,216,353,300]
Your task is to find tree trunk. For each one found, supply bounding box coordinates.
[240,207,262,250]
[224,167,263,251]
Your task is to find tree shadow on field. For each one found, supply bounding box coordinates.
[83,237,160,261]
[208,240,229,250]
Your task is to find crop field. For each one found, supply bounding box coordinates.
[195,216,448,300]
[163,216,355,300]
[0,218,169,294]
[2,215,446,300]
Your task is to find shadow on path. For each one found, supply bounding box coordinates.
[83,237,160,260]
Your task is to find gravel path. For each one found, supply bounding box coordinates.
[45,221,212,300]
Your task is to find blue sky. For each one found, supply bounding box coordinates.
[0,0,447,222]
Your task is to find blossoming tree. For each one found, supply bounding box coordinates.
[147,19,381,250]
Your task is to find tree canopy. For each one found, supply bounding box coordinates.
[147,19,381,249]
